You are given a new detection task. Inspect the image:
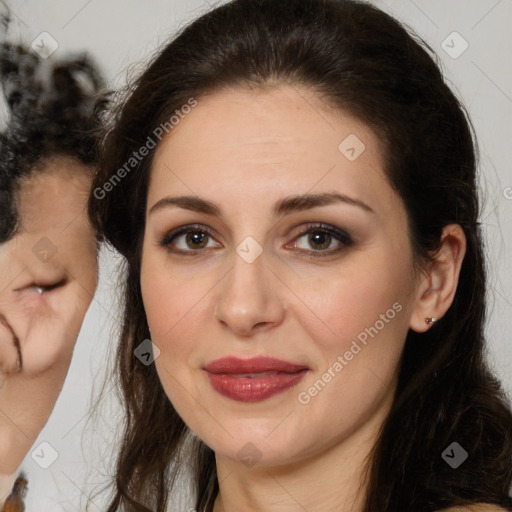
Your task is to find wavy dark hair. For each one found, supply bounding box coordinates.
[88,0,512,510]
[0,34,105,243]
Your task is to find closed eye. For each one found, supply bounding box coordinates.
[20,278,68,295]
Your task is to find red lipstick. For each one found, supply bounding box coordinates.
[203,356,309,402]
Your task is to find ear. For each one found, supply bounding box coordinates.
[409,224,467,333]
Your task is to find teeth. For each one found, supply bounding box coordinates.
[35,287,44,295]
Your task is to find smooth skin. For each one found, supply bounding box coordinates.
[140,85,502,512]
[0,156,97,500]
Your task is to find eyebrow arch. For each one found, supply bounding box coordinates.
[149,191,375,218]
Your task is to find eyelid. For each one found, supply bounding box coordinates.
[287,222,353,256]
[292,222,352,244]
[158,224,221,255]
[160,222,353,256]
[20,278,67,295]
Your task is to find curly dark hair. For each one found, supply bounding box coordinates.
[88,0,512,511]
[0,34,105,243]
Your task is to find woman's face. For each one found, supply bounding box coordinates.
[140,85,424,468]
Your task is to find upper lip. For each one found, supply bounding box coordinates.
[203,356,309,374]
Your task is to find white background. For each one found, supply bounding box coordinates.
[1,1,511,510]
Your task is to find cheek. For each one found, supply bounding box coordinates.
[293,257,408,358]
[142,273,191,338]
[288,267,408,438]
[142,270,210,421]
[140,254,204,363]
[50,222,98,292]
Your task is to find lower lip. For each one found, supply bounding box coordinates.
[204,370,308,402]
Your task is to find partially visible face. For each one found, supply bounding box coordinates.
[140,85,421,467]
[2,155,98,293]
[0,156,97,375]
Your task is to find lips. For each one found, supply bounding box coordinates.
[203,356,309,402]
[203,356,308,374]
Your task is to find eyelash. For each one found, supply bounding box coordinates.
[27,279,66,294]
[159,222,353,257]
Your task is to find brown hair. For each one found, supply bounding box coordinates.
[88,0,512,510]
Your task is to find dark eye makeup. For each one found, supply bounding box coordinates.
[158,222,353,257]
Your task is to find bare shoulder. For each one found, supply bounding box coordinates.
[436,504,510,512]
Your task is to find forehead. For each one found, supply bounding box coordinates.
[0,157,96,293]
[148,85,400,220]
[11,157,92,245]
[16,157,92,230]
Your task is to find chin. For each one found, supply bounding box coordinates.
[200,421,311,468]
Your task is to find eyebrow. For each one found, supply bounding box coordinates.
[149,191,375,218]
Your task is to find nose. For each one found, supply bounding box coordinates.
[214,250,285,337]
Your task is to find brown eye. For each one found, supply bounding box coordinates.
[160,224,220,254]
[291,223,353,256]
[305,231,333,250]
[184,231,209,249]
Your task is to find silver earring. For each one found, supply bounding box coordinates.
[425,317,438,326]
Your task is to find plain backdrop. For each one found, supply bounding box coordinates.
[1,1,511,510]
